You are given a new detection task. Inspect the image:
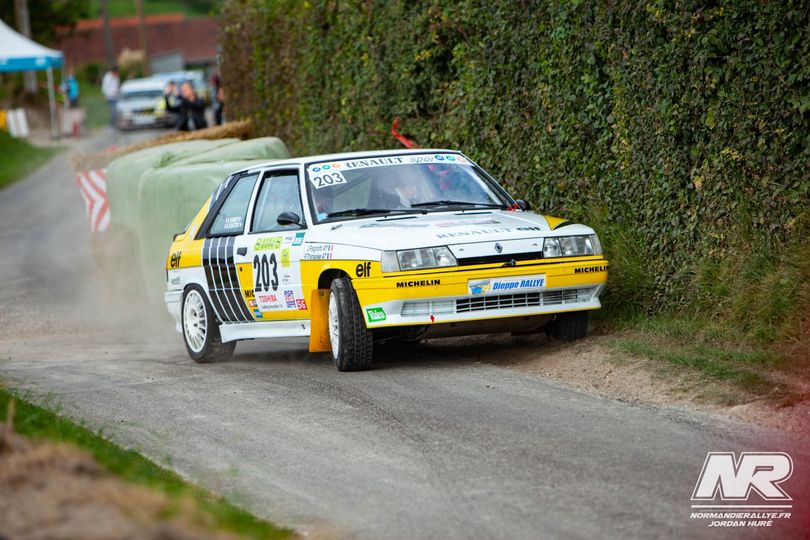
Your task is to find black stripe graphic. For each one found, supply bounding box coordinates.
[215,237,238,322]
[227,237,253,321]
[221,237,246,322]
[202,238,225,322]
[202,236,254,323]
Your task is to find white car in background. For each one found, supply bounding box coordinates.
[115,77,175,130]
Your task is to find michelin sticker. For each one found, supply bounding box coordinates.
[469,274,546,295]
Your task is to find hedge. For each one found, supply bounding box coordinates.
[220,0,809,312]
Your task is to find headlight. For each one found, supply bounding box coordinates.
[381,246,457,272]
[543,234,602,258]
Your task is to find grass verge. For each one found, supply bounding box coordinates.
[0,131,61,190]
[606,316,796,406]
[0,385,291,540]
[79,79,110,131]
[590,210,809,407]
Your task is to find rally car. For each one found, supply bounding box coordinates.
[164,149,609,371]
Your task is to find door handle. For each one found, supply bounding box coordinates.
[236,247,247,256]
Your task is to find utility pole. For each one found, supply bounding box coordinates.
[134,0,150,75]
[99,0,115,68]
[13,0,36,94]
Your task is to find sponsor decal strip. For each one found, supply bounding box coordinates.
[468,274,546,295]
[396,279,441,288]
[574,265,608,274]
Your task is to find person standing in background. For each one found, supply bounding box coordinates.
[215,86,225,125]
[60,69,80,108]
[101,65,120,129]
[164,81,207,131]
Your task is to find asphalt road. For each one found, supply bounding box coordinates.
[0,131,808,539]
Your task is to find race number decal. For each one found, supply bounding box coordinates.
[308,169,347,189]
[253,253,279,292]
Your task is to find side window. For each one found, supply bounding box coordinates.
[251,171,305,233]
[208,173,259,236]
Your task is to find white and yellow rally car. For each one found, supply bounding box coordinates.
[165,149,608,370]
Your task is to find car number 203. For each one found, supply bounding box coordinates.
[310,170,347,189]
[254,253,279,292]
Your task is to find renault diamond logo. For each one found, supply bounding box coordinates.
[494,243,503,253]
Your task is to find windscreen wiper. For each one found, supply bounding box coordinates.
[410,200,507,209]
[326,208,419,218]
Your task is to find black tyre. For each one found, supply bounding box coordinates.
[328,277,373,371]
[547,311,589,342]
[181,285,235,363]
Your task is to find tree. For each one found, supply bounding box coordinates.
[0,0,90,44]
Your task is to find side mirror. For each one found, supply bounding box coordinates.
[277,211,301,226]
[515,199,531,211]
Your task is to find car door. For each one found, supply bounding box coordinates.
[199,171,261,324]
[233,168,308,321]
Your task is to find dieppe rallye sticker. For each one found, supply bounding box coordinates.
[468,274,546,295]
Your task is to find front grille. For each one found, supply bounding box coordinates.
[401,287,596,317]
[401,299,454,317]
[456,251,543,266]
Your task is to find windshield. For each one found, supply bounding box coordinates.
[120,89,162,101]
[305,153,512,223]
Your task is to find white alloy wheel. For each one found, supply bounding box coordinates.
[183,289,207,354]
[328,290,340,357]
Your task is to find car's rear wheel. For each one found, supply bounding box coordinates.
[328,277,373,371]
[547,311,589,342]
[182,285,235,363]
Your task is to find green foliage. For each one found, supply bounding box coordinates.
[0,387,291,539]
[0,0,91,43]
[0,131,61,190]
[88,0,220,18]
[220,0,810,348]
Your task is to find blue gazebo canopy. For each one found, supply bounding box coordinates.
[0,17,63,73]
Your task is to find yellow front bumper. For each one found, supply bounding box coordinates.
[352,257,608,328]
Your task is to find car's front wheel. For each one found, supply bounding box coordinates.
[547,311,589,342]
[181,285,235,363]
[328,277,373,371]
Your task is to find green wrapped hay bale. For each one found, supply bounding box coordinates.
[106,139,239,230]
[172,137,290,165]
[135,159,276,300]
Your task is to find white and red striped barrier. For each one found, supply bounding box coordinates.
[75,169,110,233]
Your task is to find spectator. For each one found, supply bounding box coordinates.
[101,65,120,129]
[215,86,225,125]
[164,81,207,131]
[60,69,80,108]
